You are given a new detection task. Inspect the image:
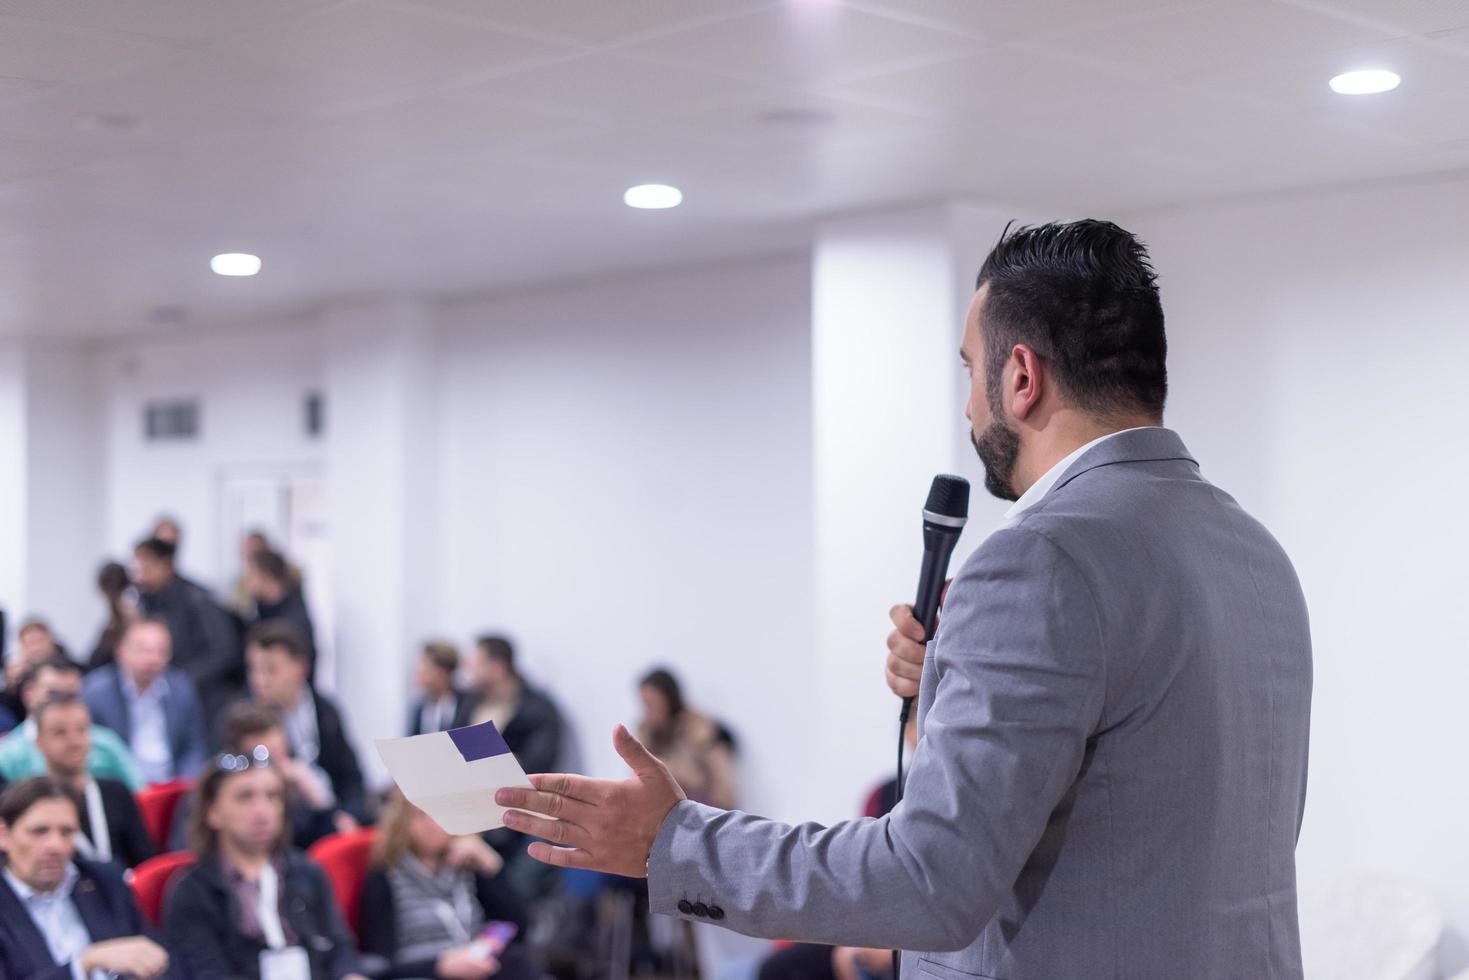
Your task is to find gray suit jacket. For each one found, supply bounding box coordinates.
[82,665,210,780]
[647,428,1312,979]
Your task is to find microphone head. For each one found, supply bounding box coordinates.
[923,474,970,526]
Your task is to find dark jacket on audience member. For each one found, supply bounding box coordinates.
[164,849,364,980]
[495,685,564,777]
[81,778,157,870]
[0,856,172,980]
[82,666,210,780]
[139,575,243,715]
[404,689,477,737]
[309,691,369,826]
[254,588,318,674]
[358,864,529,980]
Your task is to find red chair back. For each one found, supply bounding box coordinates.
[136,779,194,852]
[307,828,377,939]
[130,851,196,926]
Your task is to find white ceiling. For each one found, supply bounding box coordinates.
[1,0,1467,337]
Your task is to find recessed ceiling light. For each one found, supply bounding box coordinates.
[1329,69,1400,95]
[623,184,683,210]
[210,253,261,277]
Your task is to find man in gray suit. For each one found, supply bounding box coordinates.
[494,220,1314,979]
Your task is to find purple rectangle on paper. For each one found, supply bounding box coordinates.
[447,721,513,762]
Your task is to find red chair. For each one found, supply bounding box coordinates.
[136,779,194,852]
[131,851,196,926]
[308,828,377,939]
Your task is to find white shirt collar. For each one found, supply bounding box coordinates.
[3,862,79,903]
[1004,426,1159,526]
[121,670,168,702]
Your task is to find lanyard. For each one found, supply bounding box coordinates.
[257,863,288,949]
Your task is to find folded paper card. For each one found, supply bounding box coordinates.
[375,721,533,835]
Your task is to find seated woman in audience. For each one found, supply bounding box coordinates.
[173,701,344,850]
[635,667,737,809]
[163,750,368,980]
[359,788,532,980]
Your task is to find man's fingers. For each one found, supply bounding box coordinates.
[494,787,589,821]
[527,772,608,804]
[889,604,927,643]
[502,809,587,847]
[527,841,594,869]
[886,650,922,681]
[613,724,663,779]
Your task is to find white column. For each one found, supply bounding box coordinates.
[323,299,440,782]
[807,202,1020,823]
[0,341,103,655]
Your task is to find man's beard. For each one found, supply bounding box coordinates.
[971,416,1021,502]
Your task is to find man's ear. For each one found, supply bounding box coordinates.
[1009,344,1046,421]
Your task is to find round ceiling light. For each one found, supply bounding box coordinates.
[210,253,261,277]
[1328,69,1400,95]
[623,184,683,210]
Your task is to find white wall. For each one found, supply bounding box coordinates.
[100,320,325,591]
[1125,173,1469,969]
[0,345,27,645]
[435,254,816,820]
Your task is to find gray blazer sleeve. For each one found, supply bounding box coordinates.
[647,527,1108,951]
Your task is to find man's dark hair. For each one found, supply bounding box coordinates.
[246,618,309,663]
[249,549,290,585]
[0,776,83,827]
[134,537,177,562]
[421,641,459,675]
[475,635,517,676]
[976,220,1167,419]
[31,692,88,730]
[221,700,285,750]
[97,561,129,597]
[120,614,172,643]
[19,656,82,696]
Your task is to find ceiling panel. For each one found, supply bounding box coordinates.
[622,4,976,87]
[0,13,184,83]
[1280,0,1469,36]
[0,0,335,40]
[387,0,777,45]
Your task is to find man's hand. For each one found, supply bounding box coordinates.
[80,937,170,978]
[436,947,499,979]
[333,810,361,836]
[886,603,927,699]
[494,724,687,877]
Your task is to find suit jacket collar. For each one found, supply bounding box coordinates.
[1050,426,1197,497]
[0,865,53,971]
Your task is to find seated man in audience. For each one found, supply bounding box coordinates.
[466,635,564,776]
[0,659,143,790]
[361,788,531,980]
[406,641,475,736]
[0,776,172,979]
[244,550,318,676]
[173,701,346,850]
[83,617,208,784]
[163,751,367,980]
[33,694,155,870]
[133,536,243,717]
[244,620,367,828]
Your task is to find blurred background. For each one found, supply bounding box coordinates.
[0,1,1466,977]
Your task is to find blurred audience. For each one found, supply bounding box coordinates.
[32,694,155,869]
[0,776,172,979]
[0,659,143,790]
[1,618,72,726]
[164,753,368,980]
[360,788,532,980]
[467,635,563,777]
[134,536,243,717]
[407,641,475,736]
[245,621,368,831]
[636,667,736,809]
[232,530,302,615]
[83,616,209,783]
[244,549,318,674]
[88,560,136,672]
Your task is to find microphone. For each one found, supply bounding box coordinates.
[900,474,970,726]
